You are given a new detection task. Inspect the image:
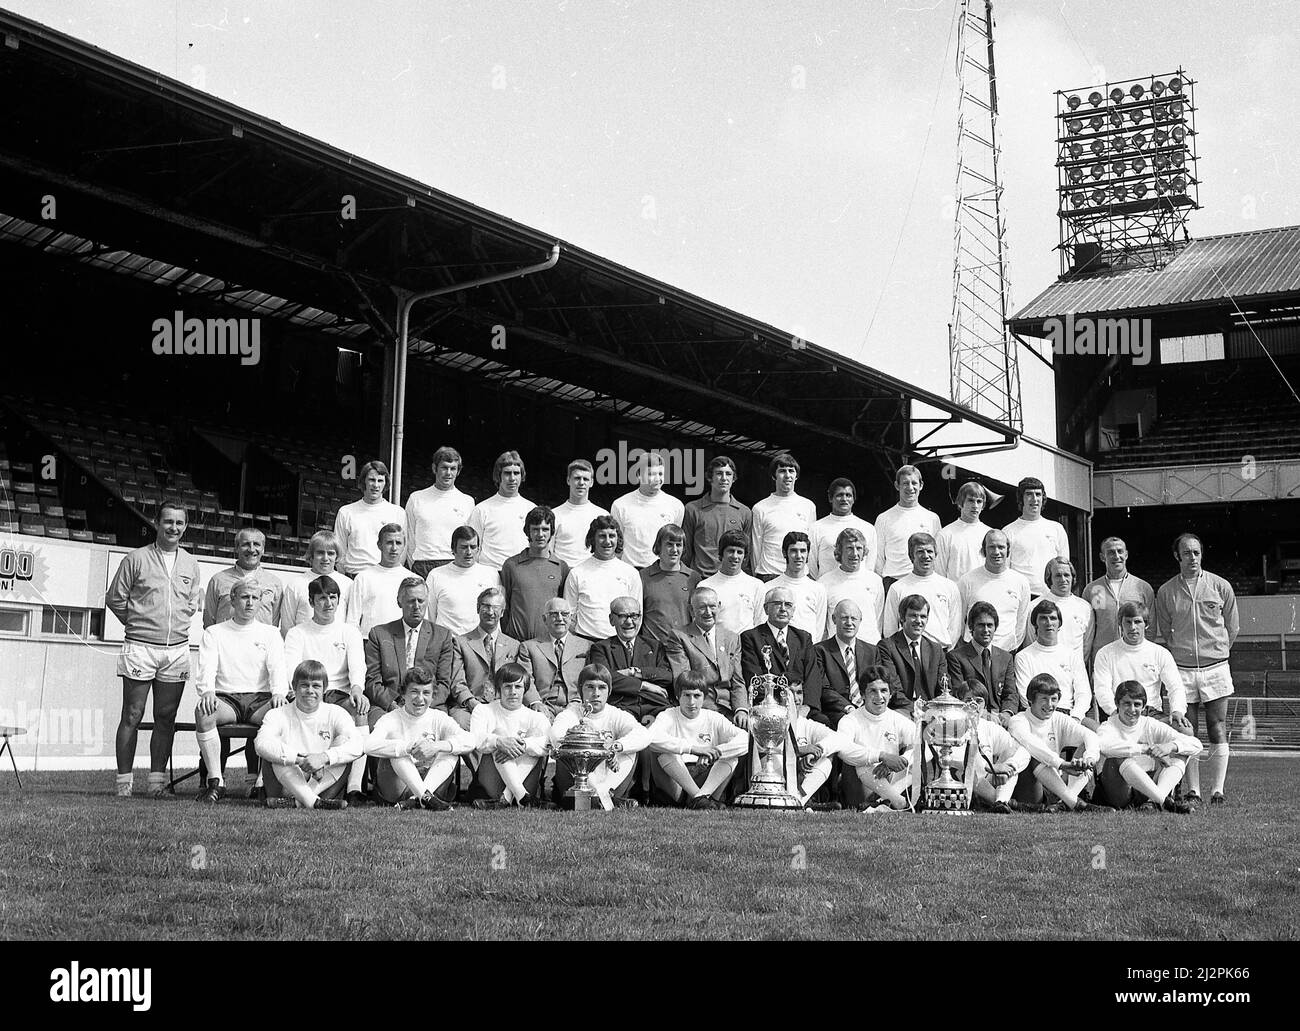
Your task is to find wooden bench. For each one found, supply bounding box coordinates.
[138,721,260,793]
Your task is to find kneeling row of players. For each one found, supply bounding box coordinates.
[230,659,1204,814]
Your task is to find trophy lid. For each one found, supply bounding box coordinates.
[559,714,607,750]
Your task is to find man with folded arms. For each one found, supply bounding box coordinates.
[590,597,675,725]
[194,578,288,803]
[648,670,749,809]
[500,506,569,643]
[836,668,918,812]
[255,659,360,810]
[1082,536,1155,665]
[1094,680,1202,813]
[366,665,472,810]
[682,456,751,577]
[469,663,554,809]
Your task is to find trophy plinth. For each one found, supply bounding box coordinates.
[732,661,803,810]
[554,713,614,812]
[920,680,973,815]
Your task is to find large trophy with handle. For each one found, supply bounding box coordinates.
[919,666,974,814]
[732,644,804,810]
[553,701,615,812]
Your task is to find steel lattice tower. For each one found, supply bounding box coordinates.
[949,0,1021,431]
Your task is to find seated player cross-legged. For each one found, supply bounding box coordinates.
[365,665,473,810]
[1008,673,1102,812]
[254,660,362,810]
[836,667,918,812]
[647,670,750,809]
[194,578,288,803]
[1095,680,1203,814]
[788,682,869,811]
[470,663,554,809]
[550,663,652,810]
[951,680,1029,814]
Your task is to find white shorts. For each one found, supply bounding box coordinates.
[1178,662,1234,704]
[117,641,190,683]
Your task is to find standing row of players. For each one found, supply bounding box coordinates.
[107,448,1237,809]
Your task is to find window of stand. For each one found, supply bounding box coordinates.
[0,606,29,635]
[39,607,104,638]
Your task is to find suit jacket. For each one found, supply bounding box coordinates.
[811,636,897,726]
[946,640,1020,715]
[662,623,746,716]
[876,630,944,716]
[364,618,460,712]
[518,634,591,715]
[739,623,820,717]
[452,627,522,709]
[589,634,674,721]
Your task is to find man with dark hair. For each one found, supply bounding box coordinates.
[648,670,750,808]
[811,477,876,578]
[366,665,471,810]
[946,601,1019,724]
[550,664,652,809]
[1003,476,1069,597]
[467,450,534,570]
[750,452,816,579]
[563,515,641,640]
[426,526,500,636]
[469,663,553,808]
[106,500,203,798]
[876,594,944,716]
[698,529,763,636]
[951,679,1028,813]
[682,455,752,577]
[1155,532,1239,806]
[836,667,918,811]
[1014,598,1091,722]
[346,523,412,633]
[405,446,475,579]
[1008,673,1101,812]
[590,596,675,725]
[551,459,609,567]
[1093,601,1187,728]
[1095,680,1201,812]
[759,530,827,638]
[500,505,569,642]
[334,460,406,575]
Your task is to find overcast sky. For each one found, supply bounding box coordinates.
[9,0,1298,424]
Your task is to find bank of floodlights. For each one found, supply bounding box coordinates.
[1055,70,1199,275]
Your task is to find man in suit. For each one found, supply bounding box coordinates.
[812,599,898,727]
[519,596,590,717]
[589,596,675,725]
[877,593,944,716]
[365,577,461,717]
[662,587,746,721]
[450,586,522,730]
[739,585,822,726]
[946,600,1020,724]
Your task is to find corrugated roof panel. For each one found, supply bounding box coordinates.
[1012,224,1300,322]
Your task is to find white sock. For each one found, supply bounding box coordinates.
[147,771,167,794]
[347,727,369,792]
[1206,743,1229,795]
[1119,758,1164,804]
[196,728,224,785]
[1183,752,1201,795]
[115,773,133,796]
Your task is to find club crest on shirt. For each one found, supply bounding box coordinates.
[1047,733,1057,748]
[319,729,333,742]
[884,730,897,744]
[333,641,347,652]
[698,731,713,744]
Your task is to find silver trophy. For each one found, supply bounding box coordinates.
[733,644,803,810]
[553,702,615,812]
[920,668,973,814]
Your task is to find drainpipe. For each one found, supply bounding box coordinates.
[389,243,561,500]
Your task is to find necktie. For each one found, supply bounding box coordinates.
[981,647,993,695]
[555,638,566,689]
[777,631,790,667]
[484,633,496,675]
[405,626,418,669]
[845,644,861,707]
[705,629,716,657]
[624,638,635,667]
[910,640,920,668]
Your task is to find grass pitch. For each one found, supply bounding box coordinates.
[1,758,1297,940]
